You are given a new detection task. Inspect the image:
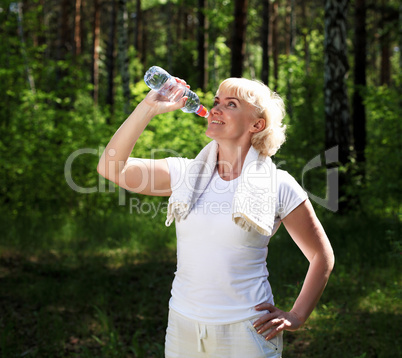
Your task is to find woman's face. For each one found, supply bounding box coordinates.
[205,90,260,145]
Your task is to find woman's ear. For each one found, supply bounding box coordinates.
[251,118,266,133]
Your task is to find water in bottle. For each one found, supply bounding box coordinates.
[144,66,209,118]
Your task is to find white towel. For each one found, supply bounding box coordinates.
[165,140,277,236]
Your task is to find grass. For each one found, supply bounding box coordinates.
[0,210,401,357]
[0,249,173,357]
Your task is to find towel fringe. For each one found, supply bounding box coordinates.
[165,201,190,227]
[233,212,270,237]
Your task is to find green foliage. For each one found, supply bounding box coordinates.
[362,82,401,216]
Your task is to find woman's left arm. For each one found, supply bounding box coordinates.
[253,199,335,340]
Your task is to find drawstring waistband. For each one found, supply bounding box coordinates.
[196,322,207,352]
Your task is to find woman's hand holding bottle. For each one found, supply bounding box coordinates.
[143,66,209,117]
[141,78,188,116]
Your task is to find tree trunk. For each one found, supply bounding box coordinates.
[324,0,351,211]
[176,4,183,46]
[166,1,173,74]
[285,0,290,55]
[301,0,311,74]
[272,0,279,91]
[197,0,209,90]
[135,0,143,64]
[106,0,117,122]
[56,0,70,86]
[289,0,296,55]
[286,0,296,119]
[74,0,82,55]
[231,0,248,77]
[79,0,87,56]
[379,0,391,86]
[118,0,131,114]
[13,2,36,93]
[400,3,402,71]
[324,0,351,165]
[91,0,101,105]
[352,0,367,166]
[183,7,189,41]
[142,9,147,66]
[58,0,69,60]
[261,0,270,86]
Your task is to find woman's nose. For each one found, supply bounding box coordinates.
[210,104,222,114]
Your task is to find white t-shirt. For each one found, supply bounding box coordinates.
[166,157,308,324]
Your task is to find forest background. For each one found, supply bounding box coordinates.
[0,0,401,357]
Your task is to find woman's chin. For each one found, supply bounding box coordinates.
[205,128,220,140]
[205,129,213,140]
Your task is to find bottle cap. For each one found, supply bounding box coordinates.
[196,105,209,118]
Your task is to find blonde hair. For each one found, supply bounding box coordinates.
[216,78,286,157]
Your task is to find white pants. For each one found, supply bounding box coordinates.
[165,309,283,358]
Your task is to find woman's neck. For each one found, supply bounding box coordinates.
[216,143,251,180]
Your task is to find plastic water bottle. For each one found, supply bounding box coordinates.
[144,66,209,117]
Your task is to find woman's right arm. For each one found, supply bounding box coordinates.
[97,89,187,196]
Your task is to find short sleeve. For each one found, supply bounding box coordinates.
[276,170,308,220]
[166,157,193,191]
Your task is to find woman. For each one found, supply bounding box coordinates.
[97,77,335,357]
